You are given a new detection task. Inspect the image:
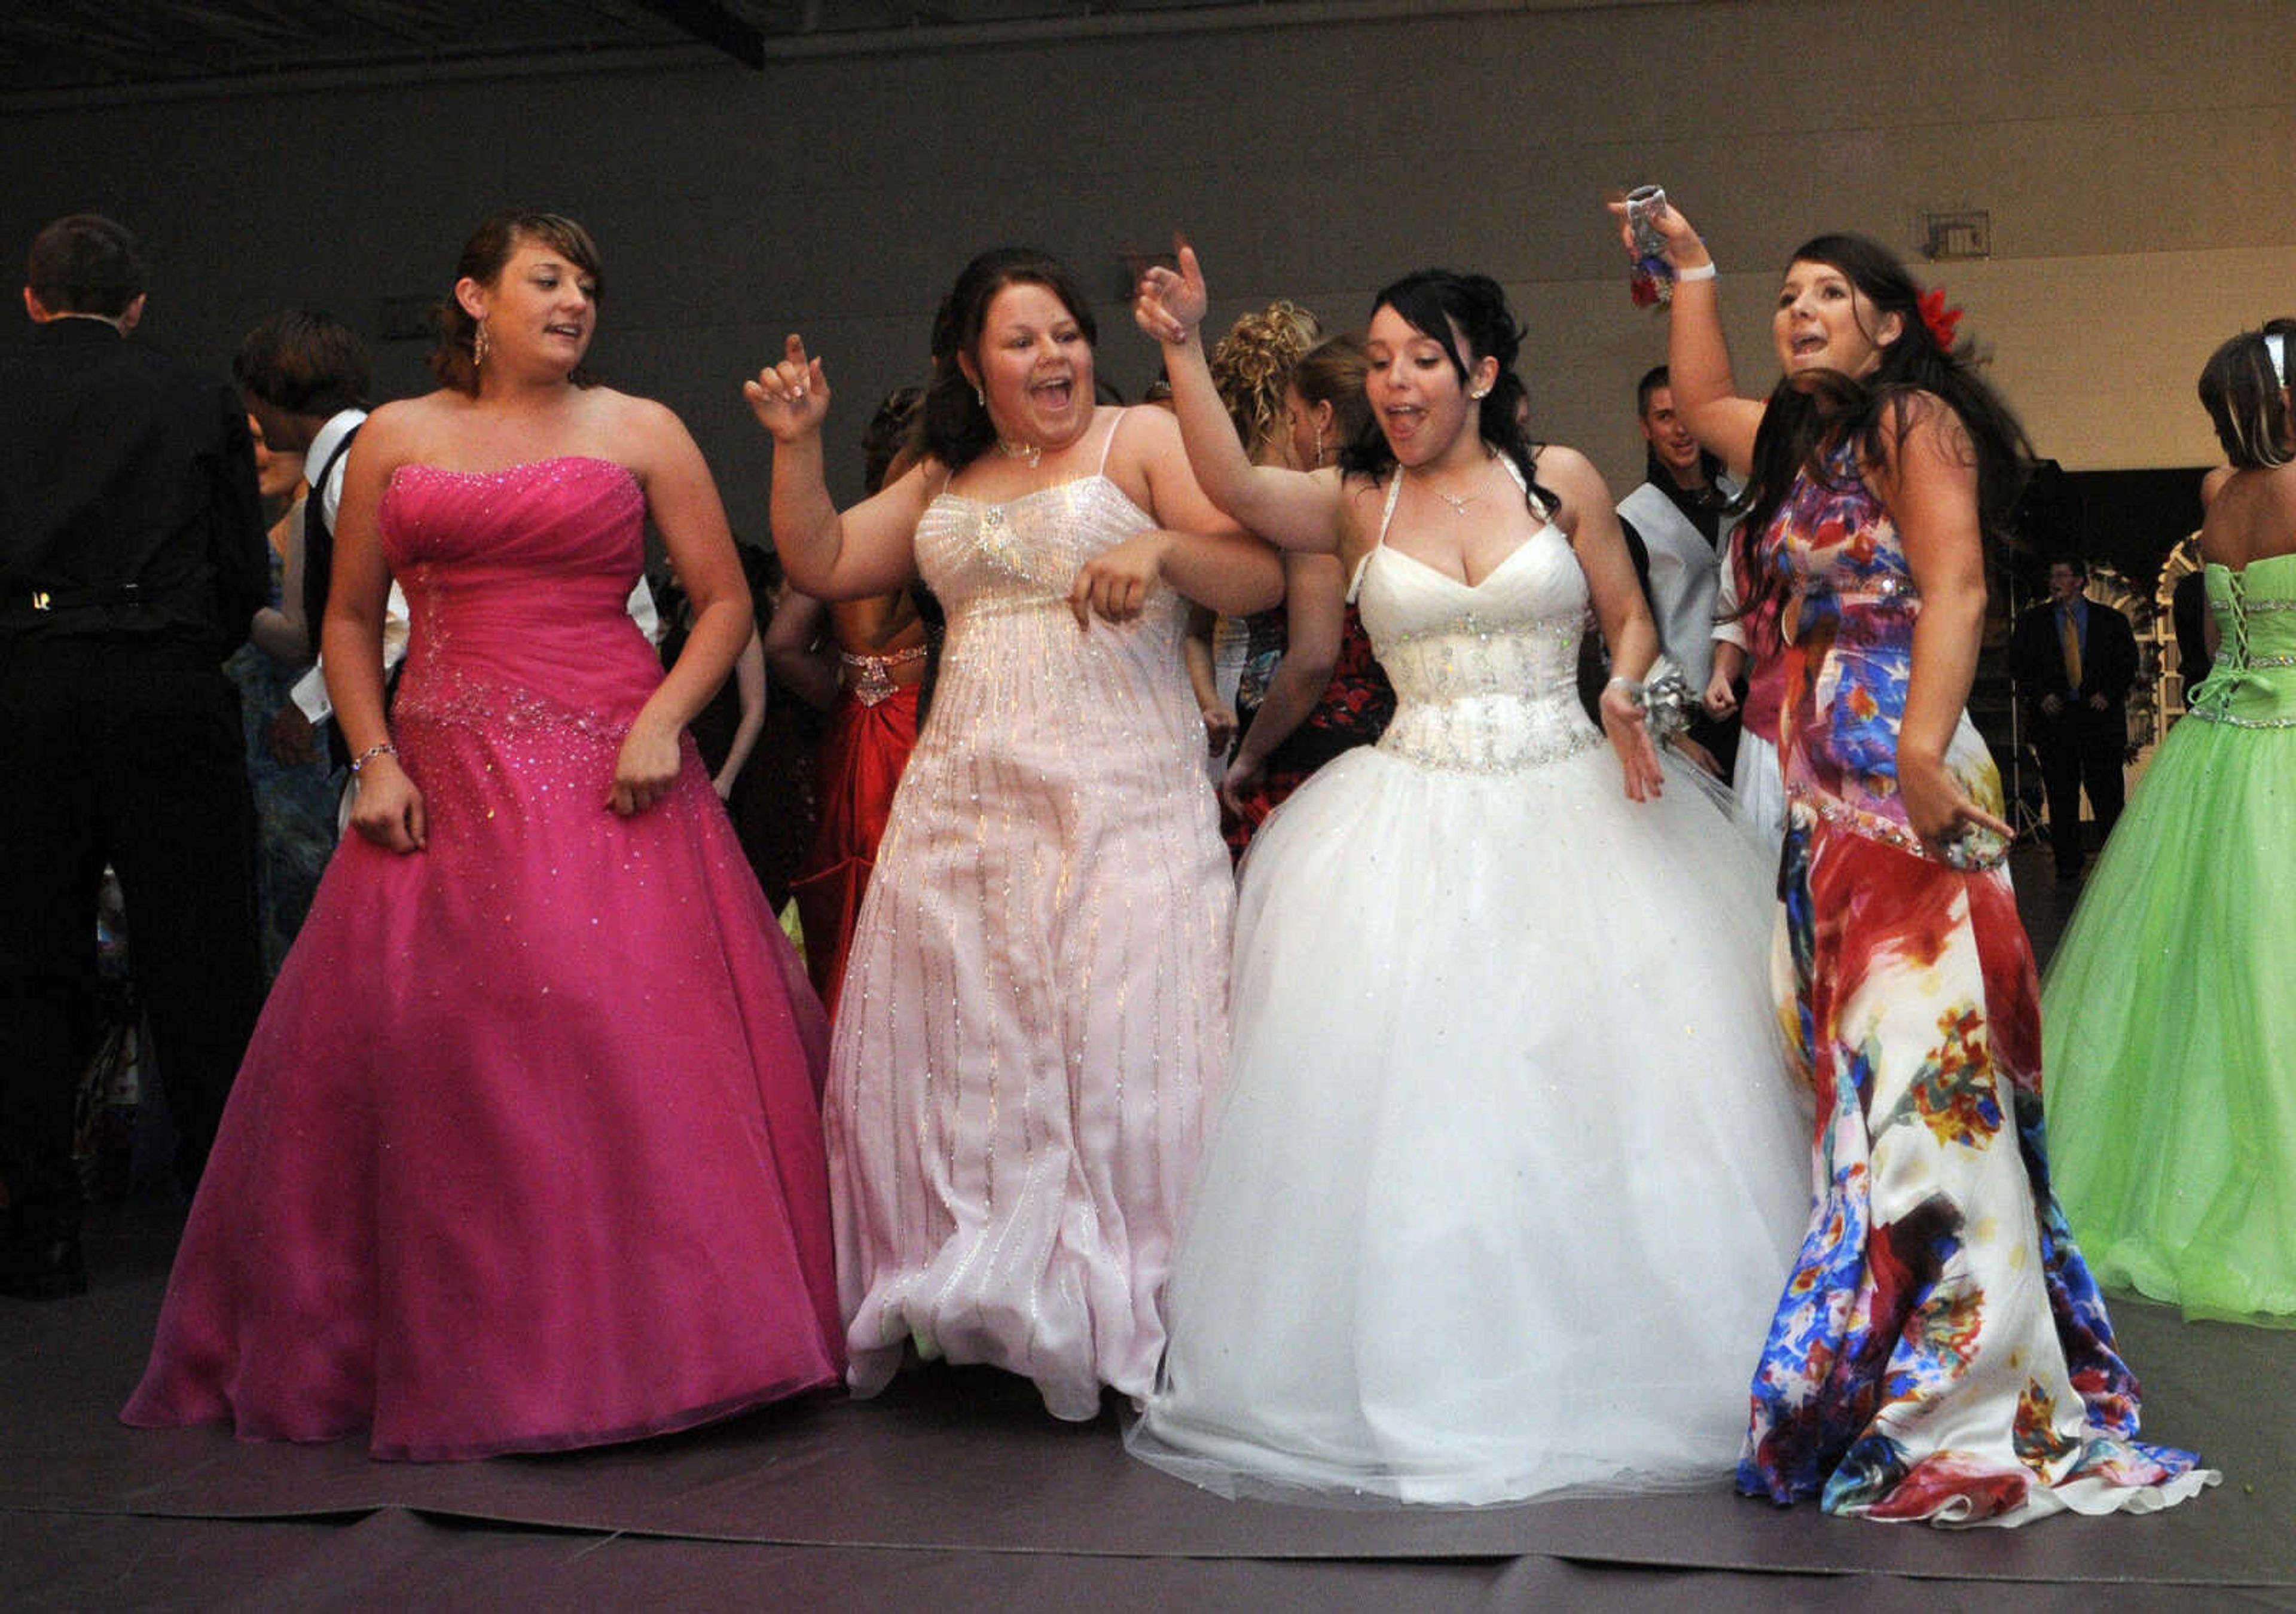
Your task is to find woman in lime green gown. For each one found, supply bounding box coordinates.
[2043,319,2296,1323]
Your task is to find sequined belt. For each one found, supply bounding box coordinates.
[841,645,928,705]
[1375,707,1604,775]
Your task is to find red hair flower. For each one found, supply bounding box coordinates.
[1918,287,1964,351]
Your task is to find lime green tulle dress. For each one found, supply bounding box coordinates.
[2042,554,2296,1324]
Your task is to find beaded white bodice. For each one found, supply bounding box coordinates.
[1354,503,1603,775]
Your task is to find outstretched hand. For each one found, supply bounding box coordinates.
[744,334,831,440]
[1134,237,1208,348]
[1598,680,1668,803]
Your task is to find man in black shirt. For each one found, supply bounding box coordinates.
[0,215,268,1297]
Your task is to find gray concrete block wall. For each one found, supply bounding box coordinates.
[3,0,2290,511]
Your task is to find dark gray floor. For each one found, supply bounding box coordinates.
[4,844,2289,1610]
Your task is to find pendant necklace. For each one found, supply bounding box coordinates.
[1409,461,1484,517]
[996,438,1044,468]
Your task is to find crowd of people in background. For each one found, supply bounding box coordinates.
[8,185,2285,1526]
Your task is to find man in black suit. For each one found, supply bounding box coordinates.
[2010,556,2138,882]
[0,215,269,1297]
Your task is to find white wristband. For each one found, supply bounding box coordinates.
[1675,261,1717,282]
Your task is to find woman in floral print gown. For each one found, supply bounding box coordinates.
[1626,196,2213,1526]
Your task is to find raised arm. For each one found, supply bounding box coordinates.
[1134,242,1346,554]
[1544,445,1666,803]
[1877,395,2013,849]
[1611,198,1765,476]
[746,335,933,601]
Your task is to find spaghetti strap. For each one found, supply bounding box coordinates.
[1094,406,1127,478]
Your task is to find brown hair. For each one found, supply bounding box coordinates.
[1289,330,1372,449]
[428,210,605,395]
[915,248,1098,472]
[236,309,371,419]
[2199,318,2295,470]
[27,213,146,317]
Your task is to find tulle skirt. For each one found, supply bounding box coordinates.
[1129,742,1812,1505]
[1731,727,1787,864]
[2043,711,2296,1323]
[123,708,843,1460]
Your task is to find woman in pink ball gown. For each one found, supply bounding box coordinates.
[122,211,843,1461]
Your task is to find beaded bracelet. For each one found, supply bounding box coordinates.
[349,741,398,775]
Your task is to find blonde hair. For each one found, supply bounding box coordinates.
[1209,300,1321,461]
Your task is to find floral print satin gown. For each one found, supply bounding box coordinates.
[1739,439,2213,1524]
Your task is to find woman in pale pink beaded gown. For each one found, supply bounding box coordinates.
[123,212,842,1460]
[746,248,1281,1420]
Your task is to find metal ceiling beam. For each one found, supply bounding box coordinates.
[628,0,764,68]
[748,0,1701,60]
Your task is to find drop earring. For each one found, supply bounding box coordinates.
[473,319,491,368]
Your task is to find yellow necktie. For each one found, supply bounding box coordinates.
[2059,607,2083,690]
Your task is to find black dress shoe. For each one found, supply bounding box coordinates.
[0,1234,86,1300]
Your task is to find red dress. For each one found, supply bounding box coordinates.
[1219,604,1396,857]
[792,655,923,1022]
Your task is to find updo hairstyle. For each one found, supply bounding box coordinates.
[428,209,606,396]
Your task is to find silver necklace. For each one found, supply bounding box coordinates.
[1409,467,1480,516]
[996,438,1043,468]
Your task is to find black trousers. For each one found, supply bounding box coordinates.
[2034,710,2126,875]
[0,635,265,1240]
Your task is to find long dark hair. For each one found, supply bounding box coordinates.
[1732,234,2031,614]
[1338,270,1558,515]
[2198,316,2295,470]
[915,247,1098,472]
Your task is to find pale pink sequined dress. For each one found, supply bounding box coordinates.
[123,456,843,1460]
[830,409,1232,1420]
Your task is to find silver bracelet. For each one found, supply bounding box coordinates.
[349,741,398,774]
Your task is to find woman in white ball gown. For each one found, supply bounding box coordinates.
[1126,245,1812,1506]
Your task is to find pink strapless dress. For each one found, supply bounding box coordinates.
[122,456,843,1460]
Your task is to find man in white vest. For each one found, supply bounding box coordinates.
[1616,365,1741,775]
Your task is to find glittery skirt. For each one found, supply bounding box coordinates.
[1130,736,1812,1504]
[826,596,1233,1423]
[123,670,844,1460]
